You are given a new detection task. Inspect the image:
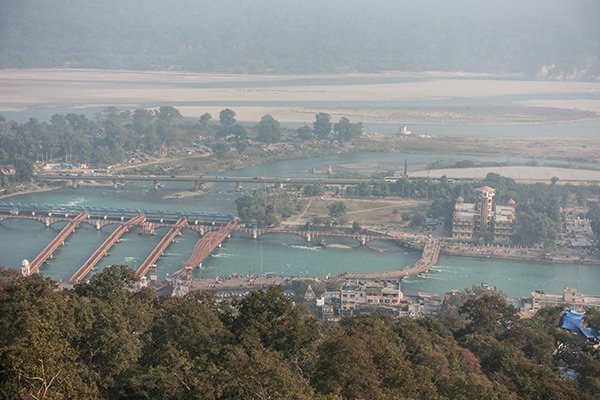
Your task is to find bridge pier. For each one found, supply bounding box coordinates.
[193,181,204,191]
[252,228,258,239]
[275,182,283,189]
[153,179,160,191]
[71,179,79,189]
[45,217,51,228]
[113,179,119,190]
[360,235,367,247]
[235,182,242,192]
[305,232,312,242]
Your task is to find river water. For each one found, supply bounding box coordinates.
[1,151,600,297]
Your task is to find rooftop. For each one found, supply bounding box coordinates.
[476,185,496,194]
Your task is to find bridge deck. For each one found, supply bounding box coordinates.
[339,237,443,280]
[69,215,145,284]
[28,212,89,275]
[136,217,188,278]
[177,220,238,277]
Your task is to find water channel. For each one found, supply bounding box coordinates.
[1,150,600,298]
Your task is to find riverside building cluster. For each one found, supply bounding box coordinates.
[451,186,516,243]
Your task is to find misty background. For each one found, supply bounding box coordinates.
[1,0,599,79]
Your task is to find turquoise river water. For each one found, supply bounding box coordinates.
[1,151,599,298]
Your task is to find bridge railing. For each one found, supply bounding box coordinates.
[0,202,233,223]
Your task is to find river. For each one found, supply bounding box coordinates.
[1,151,599,298]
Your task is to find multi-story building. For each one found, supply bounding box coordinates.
[452,196,477,240]
[340,279,403,312]
[451,187,516,242]
[476,186,496,239]
[531,287,600,312]
[493,199,517,243]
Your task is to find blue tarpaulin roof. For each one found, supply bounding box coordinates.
[579,327,600,340]
[561,310,584,331]
[561,310,600,341]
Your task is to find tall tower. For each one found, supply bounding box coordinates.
[475,186,496,239]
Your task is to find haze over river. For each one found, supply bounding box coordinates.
[1,151,599,297]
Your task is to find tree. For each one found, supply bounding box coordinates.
[232,287,318,358]
[235,193,279,226]
[296,125,314,141]
[327,201,347,219]
[513,211,560,247]
[409,211,426,228]
[0,271,100,398]
[132,108,158,153]
[588,203,600,236]
[312,335,383,399]
[256,114,281,143]
[220,346,315,399]
[156,106,181,124]
[303,184,321,196]
[210,142,229,158]
[313,112,332,139]
[333,117,363,142]
[199,112,212,127]
[230,123,248,140]
[14,157,33,182]
[459,294,518,337]
[219,108,236,128]
[0,148,6,186]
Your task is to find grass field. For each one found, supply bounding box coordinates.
[284,197,429,229]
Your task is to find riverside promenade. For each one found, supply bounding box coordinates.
[442,243,600,266]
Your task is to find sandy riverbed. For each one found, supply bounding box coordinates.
[1,68,599,125]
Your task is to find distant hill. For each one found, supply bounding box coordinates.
[1,0,599,79]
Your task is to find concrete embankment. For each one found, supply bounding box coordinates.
[442,244,600,266]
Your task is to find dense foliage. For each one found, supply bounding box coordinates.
[1,0,598,78]
[0,107,187,166]
[1,266,599,399]
[235,193,279,226]
[0,108,362,171]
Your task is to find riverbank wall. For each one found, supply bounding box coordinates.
[441,245,600,266]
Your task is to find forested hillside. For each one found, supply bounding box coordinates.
[1,0,599,79]
[1,265,599,399]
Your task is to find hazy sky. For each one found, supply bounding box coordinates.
[1,0,598,77]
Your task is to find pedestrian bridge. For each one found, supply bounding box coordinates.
[5,203,441,284]
[0,202,233,226]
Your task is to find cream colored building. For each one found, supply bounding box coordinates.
[340,280,404,312]
[451,187,516,242]
[531,287,600,312]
